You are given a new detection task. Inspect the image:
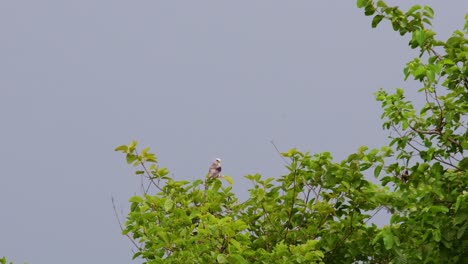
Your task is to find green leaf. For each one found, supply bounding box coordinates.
[455,195,465,212]
[454,213,467,225]
[430,205,449,214]
[413,66,426,79]
[126,154,138,164]
[383,230,394,250]
[364,4,376,16]
[426,68,436,82]
[423,6,434,18]
[457,224,467,239]
[422,18,432,26]
[372,231,383,245]
[406,5,421,15]
[129,140,137,147]
[192,179,204,187]
[465,13,468,31]
[356,0,368,8]
[217,254,228,263]
[158,167,170,177]
[372,15,384,28]
[114,145,128,152]
[432,229,441,242]
[129,196,143,203]
[222,175,234,185]
[458,157,468,170]
[376,0,387,8]
[164,199,174,212]
[132,252,142,260]
[360,162,372,171]
[231,254,249,264]
[141,147,150,155]
[414,30,427,46]
[374,164,383,178]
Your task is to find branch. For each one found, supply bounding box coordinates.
[133,149,164,194]
[283,160,299,240]
[139,160,164,193]
[394,125,460,169]
[409,124,462,151]
[428,47,443,60]
[270,140,290,165]
[364,206,384,224]
[111,196,142,251]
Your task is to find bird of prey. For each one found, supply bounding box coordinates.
[208,158,222,179]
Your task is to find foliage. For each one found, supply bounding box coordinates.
[356,1,468,263]
[116,1,467,263]
[0,257,18,264]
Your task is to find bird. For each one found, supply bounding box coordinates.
[208,158,222,179]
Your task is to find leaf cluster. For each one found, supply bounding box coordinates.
[116,141,401,263]
[357,1,468,262]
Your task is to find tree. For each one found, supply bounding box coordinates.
[115,1,467,263]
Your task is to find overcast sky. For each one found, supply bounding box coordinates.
[1,1,466,263]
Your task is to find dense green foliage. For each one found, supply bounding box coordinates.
[115,1,468,263]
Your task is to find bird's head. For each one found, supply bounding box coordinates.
[215,158,221,163]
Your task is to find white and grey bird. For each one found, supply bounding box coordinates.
[208,158,222,179]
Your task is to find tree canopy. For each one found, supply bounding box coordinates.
[114,1,468,263]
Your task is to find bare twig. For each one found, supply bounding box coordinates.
[428,47,443,60]
[270,140,290,165]
[365,206,384,224]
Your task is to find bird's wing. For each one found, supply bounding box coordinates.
[208,162,217,177]
[208,162,218,172]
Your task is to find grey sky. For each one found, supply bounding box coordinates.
[1,1,466,263]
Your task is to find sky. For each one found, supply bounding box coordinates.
[0,1,466,263]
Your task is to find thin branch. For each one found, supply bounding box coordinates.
[393,124,460,169]
[428,47,443,60]
[133,148,164,194]
[391,124,423,153]
[408,124,462,151]
[433,156,460,170]
[140,161,164,193]
[430,85,445,130]
[270,140,290,165]
[111,196,142,251]
[316,186,322,203]
[365,206,384,224]
[304,187,312,205]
